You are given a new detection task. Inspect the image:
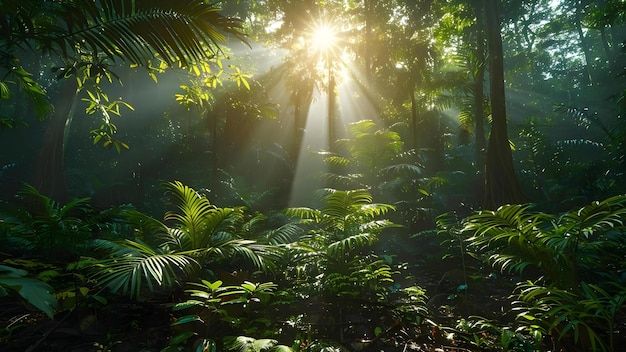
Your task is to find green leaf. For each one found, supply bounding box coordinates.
[172,300,204,311]
[170,331,197,345]
[0,276,58,318]
[170,315,203,326]
[0,81,10,99]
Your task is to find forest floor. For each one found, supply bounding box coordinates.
[0,260,495,352]
[4,236,624,352]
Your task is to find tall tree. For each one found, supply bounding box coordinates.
[472,0,487,172]
[483,0,525,208]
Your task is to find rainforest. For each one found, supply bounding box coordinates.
[1,1,626,351]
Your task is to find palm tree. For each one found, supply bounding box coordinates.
[321,120,422,194]
[284,188,400,341]
[285,188,399,291]
[92,181,279,299]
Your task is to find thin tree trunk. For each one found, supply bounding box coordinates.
[473,0,486,172]
[484,0,525,209]
[575,1,594,85]
[411,89,418,150]
[33,79,78,202]
[600,27,614,66]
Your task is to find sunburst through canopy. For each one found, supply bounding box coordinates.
[309,22,339,58]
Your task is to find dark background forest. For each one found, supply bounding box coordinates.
[1,1,626,351]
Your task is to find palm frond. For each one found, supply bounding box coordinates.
[38,0,246,67]
[165,181,215,234]
[224,336,278,352]
[559,194,626,238]
[92,239,198,299]
[323,155,352,167]
[358,204,397,218]
[284,207,321,222]
[327,233,377,258]
[359,219,401,232]
[319,188,373,219]
[158,228,192,252]
[263,223,303,245]
[165,181,245,250]
[379,163,423,176]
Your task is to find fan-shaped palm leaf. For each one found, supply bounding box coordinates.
[284,207,321,222]
[164,180,217,241]
[262,222,303,245]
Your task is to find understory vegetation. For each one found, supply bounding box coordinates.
[2,0,626,351]
[2,179,626,351]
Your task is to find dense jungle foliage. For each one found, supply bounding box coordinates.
[1,0,626,351]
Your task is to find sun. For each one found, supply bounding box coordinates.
[309,23,339,55]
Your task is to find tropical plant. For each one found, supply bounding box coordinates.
[513,280,626,352]
[91,181,278,299]
[319,119,449,229]
[462,195,626,288]
[283,188,402,342]
[0,0,244,109]
[0,264,58,318]
[452,316,542,351]
[321,120,422,195]
[224,335,293,352]
[448,194,626,351]
[285,188,398,267]
[165,280,280,351]
[0,184,124,261]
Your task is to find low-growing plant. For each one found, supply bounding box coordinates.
[446,194,626,351]
[0,264,58,318]
[91,181,281,299]
[164,279,279,351]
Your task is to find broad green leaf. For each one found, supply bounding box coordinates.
[0,276,58,318]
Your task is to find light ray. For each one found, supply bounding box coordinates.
[289,91,329,206]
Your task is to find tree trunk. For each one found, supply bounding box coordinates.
[575,1,594,85]
[410,88,418,150]
[363,0,372,80]
[32,79,78,203]
[484,0,525,209]
[328,63,336,152]
[473,0,486,172]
